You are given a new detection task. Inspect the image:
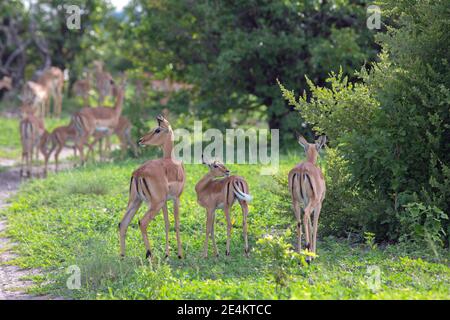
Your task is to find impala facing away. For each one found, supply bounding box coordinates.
[196,156,252,258]
[288,135,326,263]
[119,115,185,259]
[19,104,49,177]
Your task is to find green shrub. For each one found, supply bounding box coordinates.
[399,203,448,255]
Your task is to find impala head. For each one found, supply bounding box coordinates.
[93,60,104,71]
[201,154,230,177]
[298,135,327,163]
[138,115,173,147]
[0,76,12,91]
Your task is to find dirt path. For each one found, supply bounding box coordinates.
[0,159,72,300]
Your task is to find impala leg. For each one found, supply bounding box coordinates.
[56,91,62,118]
[139,201,164,259]
[211,210,218,257]
[312,203,322,258]
[174,198,183,258]
[292,200,302,253]
[20,151,25,177]
[303,203,313,263]
[118,197,142,257]
[162,204,170,258]
[55,145,63,172]
[224,206,232,256]
[203,209,213,258]
[239,200,249,257]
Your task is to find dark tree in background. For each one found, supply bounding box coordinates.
[122,0,378,145]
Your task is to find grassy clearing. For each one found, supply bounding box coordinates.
[2,156,449,300]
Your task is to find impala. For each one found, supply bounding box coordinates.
[47,122,78,172]
[0,76,12,91]
[288,135,326,263]
[23,81,48,118]
[93,60,114,105]
[72,77,125,165]
[73,72,92,107]
[87,116,139,160]
[196,156,252,258]
[119,115,185,259]
[19,104,48,177]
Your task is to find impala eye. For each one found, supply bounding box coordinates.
[155,128,161,134]
[213,164,218,168]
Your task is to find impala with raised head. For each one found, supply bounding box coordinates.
[196,156,252,258]
[119,115,185,259]
[288,135,326,263]
[72,76,125,165]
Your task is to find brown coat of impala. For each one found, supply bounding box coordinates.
[288,135,326,263]
[47,122,78,172]
[86,116,139,161]
[119,115,185,259]
[19,104,48,177]
[0,76,12,91]
[196,157,252,258]
[72,78,125,165]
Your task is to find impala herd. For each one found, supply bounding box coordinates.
[1,63,327,263]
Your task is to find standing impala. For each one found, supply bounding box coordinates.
[19,104,48,177]
[119,115,185,259]
[196,156,252,258]
[288,135,326,263]
[72,77,125,165]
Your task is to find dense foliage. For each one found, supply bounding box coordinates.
[280,0,450,247]
[121,0,378,145]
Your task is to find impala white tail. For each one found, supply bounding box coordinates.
[233,181,253,202]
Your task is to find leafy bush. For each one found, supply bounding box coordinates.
[279,0,450,246]
[255,230,310,298]
[399,203,448,254]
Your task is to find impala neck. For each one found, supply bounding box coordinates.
[162,133,175,159]
[305,147,318,164]
[113,90,124,117]
[196,171,215,192]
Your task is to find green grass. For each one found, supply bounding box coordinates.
[2,157,449,300]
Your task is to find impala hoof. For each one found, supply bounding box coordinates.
[164,254,169,259]
[178,255,182,259]
[145,250,152,259]
[225,250,230,256]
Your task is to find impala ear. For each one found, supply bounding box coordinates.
[315,135,327,151]
[201,154,210,167]
[298,135,309,151]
